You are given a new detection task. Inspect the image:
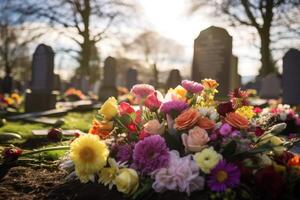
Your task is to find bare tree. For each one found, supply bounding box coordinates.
[14,0,138,80]
[0,0,42,78]
[189,0,300,76]
[123,30,184,87]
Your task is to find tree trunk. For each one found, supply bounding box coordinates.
[259,29,274,76]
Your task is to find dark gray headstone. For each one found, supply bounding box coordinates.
[53,74,61,91]
[192,26,232,97]
[229,55,240,90]
[99,56,118,101]
[259,73,282,99]
[126,68,138,89]
[2,74,13,94]
[283,48,300,105]
[25,44,57,112]
[166,69,182,89]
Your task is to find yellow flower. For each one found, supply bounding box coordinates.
[236,106,255,120]
[193,147,222,174]
[5,97,14,106]
[99,97,118,120]
[115,168,139,195]
[11,93,22,104]
[168,85,187,100]
[201,79,219,90]
[70,134,109,183]
[99,158,120,189]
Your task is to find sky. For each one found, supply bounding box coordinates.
[34,0,265,81]
[138,0,261,78]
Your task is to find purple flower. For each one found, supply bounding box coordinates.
[133,135,169,174]
[152,150,204,196]
[181,80,204,94]
[116,144,134,163]
[160,100,188,115]
[219,123,232,136]
[208,160,240,192]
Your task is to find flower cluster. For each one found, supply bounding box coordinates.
[65,79,300,199]
[64,88,86,101]
[0,93,22,110]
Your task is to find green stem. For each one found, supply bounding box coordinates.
[21,146,70,157]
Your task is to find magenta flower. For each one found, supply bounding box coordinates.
[208,160,240,192]
[181,80,204,94]
[133,135,169,174]
[160,100,188,116]
[152,150,204,196]
[116,144,134,163]
[219,123,232,136]
[131,84,155,99]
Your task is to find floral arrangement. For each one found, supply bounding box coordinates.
[61,79,300,199]
[0,93,22,111]
[256,104,300,136]
[64,88,86,101]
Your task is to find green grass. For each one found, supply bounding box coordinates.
[0,111,96,160]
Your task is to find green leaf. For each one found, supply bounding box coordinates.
[222,140,237,159]
[132,179,153,200]
[119,114,132,125]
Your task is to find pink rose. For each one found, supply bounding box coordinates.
[181,126,209,152]
[143,119,164,135]
[144,92,162,111]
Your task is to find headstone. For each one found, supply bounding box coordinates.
[25,44,57,112]
[126,68,138,89]
[192,26,232,97]
[53,74,61,91]
[80,76,89,94]
[259,73,281,99]
[2,74,13,94]
[282,48,300,105]
[229,55,240,90]
[166,69,182,89]
[99,56,118,101]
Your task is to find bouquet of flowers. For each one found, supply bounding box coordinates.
[64,88,86,101]
[0,93,22,112]
[62,79,300,199]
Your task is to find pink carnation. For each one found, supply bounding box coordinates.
[152,150,204,196]
[131,84,155,99]
[181,80,204,94]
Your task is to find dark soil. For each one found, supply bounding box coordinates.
[0,166,204,200]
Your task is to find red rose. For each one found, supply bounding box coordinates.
[119,102,135,115]
[144,92,162,111]
[217,101,234,116]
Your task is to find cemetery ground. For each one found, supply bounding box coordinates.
[0,111,102,200]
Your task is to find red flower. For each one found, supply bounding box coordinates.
[138,130,150,140]
[255,127,264,137]
[127,122,138,132]
[255,166,284,200]
[47,128,63,142]
[119,102,135,115]
[217,101,234,116]
[144,92,162,111]
[253,107,262,114]
[2,147,23,160]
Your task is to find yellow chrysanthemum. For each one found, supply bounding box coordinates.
[193,147,222,174]
[236,106,255,120]
[70,134,109,183]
